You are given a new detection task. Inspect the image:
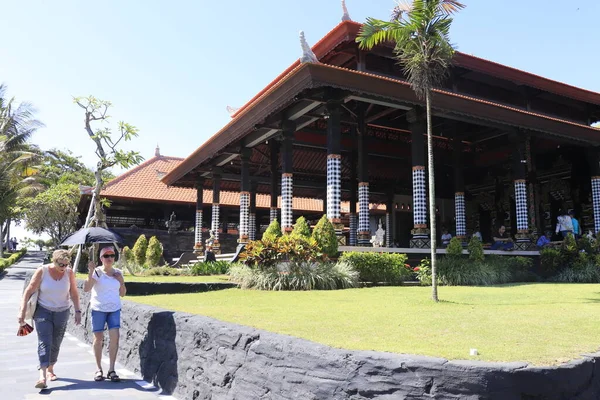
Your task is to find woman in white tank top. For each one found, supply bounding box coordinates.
[18,249,82,389]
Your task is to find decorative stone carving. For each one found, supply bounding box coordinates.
[165,212,181,234]
[341,0,351,21]
[371,219,385,248]
[299,31,318,64]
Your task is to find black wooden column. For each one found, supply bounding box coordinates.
[511,135,531,249]
[211,169,222,254]
[349,126,358,246]
[194,177,204,252]
[408,108,429,248]
[281,120,295,233]
[238,148,251,244]
[586,148,600,234]
[269,140,280,223]
[326,99,343,240]
[386,190,394,247]
[357,105,371,246]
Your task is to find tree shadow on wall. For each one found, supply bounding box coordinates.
[139,311,179,395]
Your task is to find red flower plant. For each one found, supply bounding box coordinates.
[413,267,420,272]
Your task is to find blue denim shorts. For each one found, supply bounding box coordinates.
[91,309,121,333]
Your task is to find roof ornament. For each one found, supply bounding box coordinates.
[299,31,318,64]
[341,0,351,21]
[155,144,161,157]
[226,105,240,116]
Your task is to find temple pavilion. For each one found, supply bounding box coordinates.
[161,17,600,253]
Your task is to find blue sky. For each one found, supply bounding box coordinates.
[1,0,599,174]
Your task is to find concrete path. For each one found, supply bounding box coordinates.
[0,252,178,400]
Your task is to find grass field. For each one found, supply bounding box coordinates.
[76,273,229,283]
[129,283,600,366]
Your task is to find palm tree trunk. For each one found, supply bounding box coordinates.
[426,90,439,302]
[0,219,5,258]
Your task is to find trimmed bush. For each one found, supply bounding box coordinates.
[189,260,230,275]
[0,248,27,274]
[241,235,326,270]
[340,251,411,284]
[446,237,463,258]
[145,236,163,268]
[291,216,311,239]
[312,215,338,258]
[262,219,282,241]
[468,236,484,262]
[132,234,148,267]
[144,266,182,276]
[229,260,359,291]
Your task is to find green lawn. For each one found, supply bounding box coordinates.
[129,283,600,366]
[76,273,229,283]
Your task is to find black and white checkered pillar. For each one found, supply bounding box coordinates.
[239,192,250,243]
[270,208,278,223]
[349,214,357,246]
[211,172,222,251]
[281,173,293,232]
[455,192,466,237]
[358,182,370,245]
[249,213,256,241]
[514,180,529,232]
[327,154,342,232]
[211,204,220,241]
[385,213,391,247]
[412,166,427,228]
[194,179,204,251]
[593,177,600,234]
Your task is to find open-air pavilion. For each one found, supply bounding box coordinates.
[162,20,600,255]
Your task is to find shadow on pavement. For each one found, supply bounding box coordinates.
[41,377,160,394]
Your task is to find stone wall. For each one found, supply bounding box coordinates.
[66,282,600,399]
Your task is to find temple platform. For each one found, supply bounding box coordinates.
[338,246,540,257]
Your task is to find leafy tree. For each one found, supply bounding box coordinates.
[357,0,465,301]
[262,219,282,241]
[37,148,114,187]
[291,216,311,239]
[23,183,80,247]
[312,215,338,258]
[71,96,144,271]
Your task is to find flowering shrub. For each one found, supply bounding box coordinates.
[415,258,432,286]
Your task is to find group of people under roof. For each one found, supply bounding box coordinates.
[437,209,586,251]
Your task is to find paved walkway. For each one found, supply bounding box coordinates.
[0,252,177,400]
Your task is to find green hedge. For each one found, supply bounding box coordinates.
[0,248,28,273]
[339,252,411,284]
[429,255,534,286]
[189,260,230,276]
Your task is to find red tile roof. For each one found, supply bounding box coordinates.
[100,155,385,211]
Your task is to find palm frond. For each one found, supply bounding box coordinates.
[356,18,405,49]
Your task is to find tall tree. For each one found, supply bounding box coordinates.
[357,0,465,301]
[0,85,43,257]
[72,96,143,270]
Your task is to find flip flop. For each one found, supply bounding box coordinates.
[48,372,58,381]
[35,379,47,389]
[107,370,120,382]
[94,369,105,381]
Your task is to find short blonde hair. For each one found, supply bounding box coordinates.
[52,249,71,264]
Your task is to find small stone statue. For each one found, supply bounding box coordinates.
[299,31,318,64]
[371,219,385,247]
[165,212,181,234]
[205,229,216,247]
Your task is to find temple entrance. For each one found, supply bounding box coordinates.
[395,211,412,247]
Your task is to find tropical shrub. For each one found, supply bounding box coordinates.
[553,261,600,283]
[467,236,484,262]
[189,260,230,275]
[539,248,561,277]
[414,258,432,286]
[312,215,338,258]
[291,216,311,239]
[132,234,148,266]
[446,237,463,258]
[145,236,163,268]
[241,235,326,270]
[229,260,359,291]
[144,266,182,276]
[0,248,27,273]
[262,219,282,241]
[339,251,411,284]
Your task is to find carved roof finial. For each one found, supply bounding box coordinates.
[155,144,160,157]
[299,31,318,64]
[226,105,240,116]
[341,0,351,21]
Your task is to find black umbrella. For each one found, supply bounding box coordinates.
[60,227,124,246]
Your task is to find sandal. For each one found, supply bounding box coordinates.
[48,372,58,381]
[35,379,47,389]
[107,370,120,382]
[94,369,104,381]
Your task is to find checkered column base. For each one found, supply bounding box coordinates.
[514,241,535,251]
[358,232,372,247]
[211,240,221,255]
[193,242,204,254]
[238,236,249,244]
[455,235,468,247]
[410,236,431,249]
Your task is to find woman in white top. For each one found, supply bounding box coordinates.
[84,246,126,382]
[18,249,82,389]
[555,209,574,238]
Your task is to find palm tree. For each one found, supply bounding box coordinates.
[0,85,43,256]
[357,0,464,301]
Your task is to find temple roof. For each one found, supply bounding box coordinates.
[99,154,384,212]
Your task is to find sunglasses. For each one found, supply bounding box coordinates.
[102,254,116,259]
[57,262,70,267]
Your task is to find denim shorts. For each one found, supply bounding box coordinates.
[91,309,121,333]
